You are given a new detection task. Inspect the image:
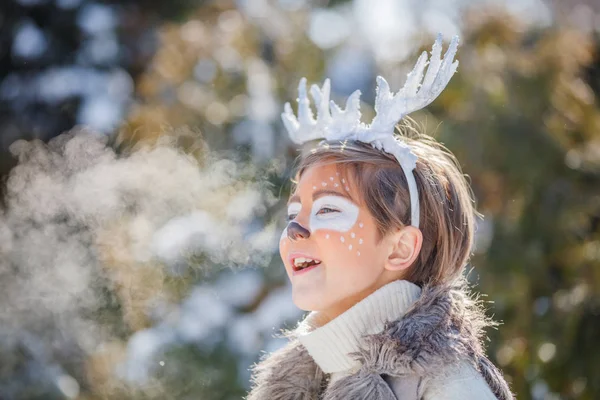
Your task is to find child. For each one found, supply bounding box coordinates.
[247,35,513,400]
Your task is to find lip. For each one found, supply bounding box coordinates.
[288,252,323,276]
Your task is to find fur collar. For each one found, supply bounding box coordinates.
[247,280,513,400]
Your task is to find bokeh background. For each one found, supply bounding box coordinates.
[0,0,599,399]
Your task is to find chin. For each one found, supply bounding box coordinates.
[292,291,324,312]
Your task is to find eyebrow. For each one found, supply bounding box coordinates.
[287,189,352,205]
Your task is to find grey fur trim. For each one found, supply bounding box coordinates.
[324,373,397,400]
[246,341,325,400]
[478,357,514,400]
[247,280,514,400]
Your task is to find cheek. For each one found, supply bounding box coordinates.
[316,208,382,266]
[317,223,367,260]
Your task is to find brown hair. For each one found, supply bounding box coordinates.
[293,127,480,287]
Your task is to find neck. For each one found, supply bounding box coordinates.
[312,272,404,327]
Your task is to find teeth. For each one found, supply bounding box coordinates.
[293,257,320,267]
[294,257,311,266]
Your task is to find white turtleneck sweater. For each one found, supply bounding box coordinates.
[297,280,498,399]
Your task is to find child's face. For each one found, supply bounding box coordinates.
[280,163,392,320]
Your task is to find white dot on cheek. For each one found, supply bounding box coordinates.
[348,244,352,250]
[322,182,327,187]
[340,236,345,243]
[359,223,363,228]
[330,177,334,181]
[345,186,350,191]
[350,232,355,238]
[325,234,330,239]
[359,238,363,245]
[313,186,317,190]
[357,251,361,256]
[334,183,339,187]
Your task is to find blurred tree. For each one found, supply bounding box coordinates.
[0,0,204,180]
[1,0,600,399]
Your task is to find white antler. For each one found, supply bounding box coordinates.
[281,78,333,144]
[282,34,459,145]
[327,90,362,141]
[368,34,459,135]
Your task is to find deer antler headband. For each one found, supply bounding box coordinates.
[281,34,459,228]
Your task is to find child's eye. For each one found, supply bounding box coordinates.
[287,213,297,221]
[317,207,339,215]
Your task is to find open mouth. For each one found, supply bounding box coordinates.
[291,256,322,273]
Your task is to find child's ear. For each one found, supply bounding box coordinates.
[384,226,423,272]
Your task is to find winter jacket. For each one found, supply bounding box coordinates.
[247,279,513,400]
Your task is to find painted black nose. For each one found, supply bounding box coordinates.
[287,221,310,241]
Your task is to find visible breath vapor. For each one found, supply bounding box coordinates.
[0,129,277,396]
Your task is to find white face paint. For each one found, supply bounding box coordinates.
[281,202,302,241]
[282,195,359,240]
[309,195,359,233]
[287,202,302,219]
